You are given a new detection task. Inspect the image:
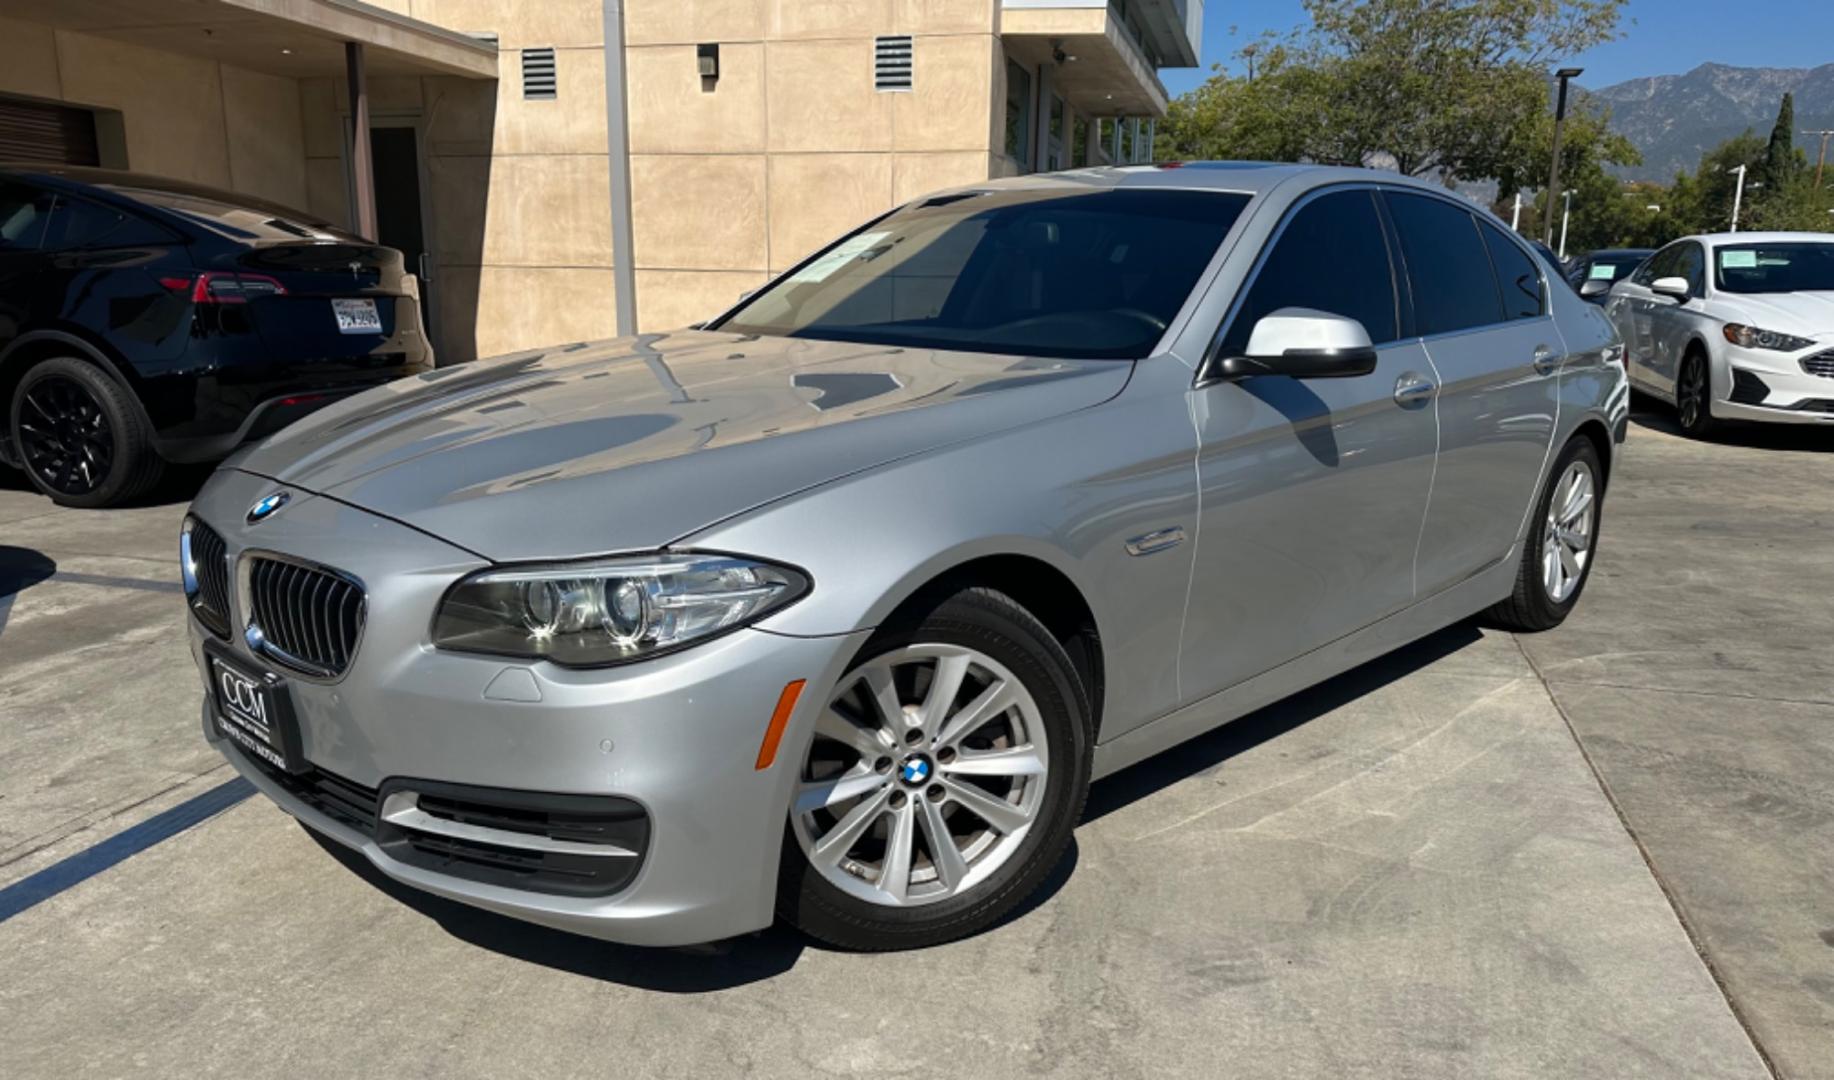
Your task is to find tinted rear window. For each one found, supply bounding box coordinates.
[1478,219,1543,319]
[1385,192,1506,336]
[107,185,351,242]
[715,188,1251,360]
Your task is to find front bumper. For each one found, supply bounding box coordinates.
[1714,344,1834,424]
[188,468,867,946]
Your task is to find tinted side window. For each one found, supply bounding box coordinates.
[1675,242,1705,295]
[42,195,177,249]
[1384,192,1505,336]
[1478,220,1543,319]
[1219,189,1398,354]
[1635,244,1681,286]
[0,181,53,251]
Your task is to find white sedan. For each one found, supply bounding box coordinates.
[1604,231,1834,436]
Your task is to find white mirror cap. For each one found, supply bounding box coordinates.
[1245,307,1375,357]
[1651,276,1691,296]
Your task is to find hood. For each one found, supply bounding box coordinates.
[1713,292,1834,339]
[232,330,1132,561]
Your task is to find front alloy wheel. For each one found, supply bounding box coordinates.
[778,587,1089,950]
[1676,351,1716,438]
[792,644,1052,908]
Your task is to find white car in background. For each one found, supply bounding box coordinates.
[1603,232,1834,436]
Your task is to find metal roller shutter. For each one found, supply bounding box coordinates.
[0,97,100,166]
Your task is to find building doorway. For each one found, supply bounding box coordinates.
[367,124,437,354]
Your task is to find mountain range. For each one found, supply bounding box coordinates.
[1587,63,1834,182]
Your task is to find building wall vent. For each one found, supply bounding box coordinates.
[521,47,557,99]
[874,36,913,92]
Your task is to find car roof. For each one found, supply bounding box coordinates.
[0,162,336,227]
[1680,231,1834,246]
[1587,248,1654,257]
[931,161,1487,201]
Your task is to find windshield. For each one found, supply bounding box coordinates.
[714,188,1252,360]
[1587,254,1648,281]
[1713,242,1834,294]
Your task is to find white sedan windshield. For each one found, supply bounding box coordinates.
[1714,242,1834,294]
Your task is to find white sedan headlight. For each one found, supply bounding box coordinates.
[433,554,809,666]
[1722,323,1816,352]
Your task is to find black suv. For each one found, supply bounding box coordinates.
[0,166,432,507]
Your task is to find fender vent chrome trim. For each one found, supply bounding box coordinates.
[380,791,638,859]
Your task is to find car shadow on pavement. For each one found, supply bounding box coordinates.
[306,829,810,991]
[1628,402,1834,451]
[1082,620,1484,823]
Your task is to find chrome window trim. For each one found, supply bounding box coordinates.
[1200,181,1556,386]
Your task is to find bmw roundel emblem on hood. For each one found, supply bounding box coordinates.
[246,490,291,524]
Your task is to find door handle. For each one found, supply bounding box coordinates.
[1393,372,1435,407]
[1532,345,1560,375]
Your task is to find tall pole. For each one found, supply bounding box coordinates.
[1806,129,1834,189]
[344,42,376,242]
[1511,191,1522,231]
[1730,164,1748,233]
[1544,67,1583,247]
[600,0,638,336]
[1558,190,1574,258]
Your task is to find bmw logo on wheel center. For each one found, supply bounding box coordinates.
[898,753,933,786]
[246,490,291,524]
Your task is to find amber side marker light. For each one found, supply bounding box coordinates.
[755,679,807,770]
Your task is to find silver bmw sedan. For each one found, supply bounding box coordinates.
[181,163,1629,951]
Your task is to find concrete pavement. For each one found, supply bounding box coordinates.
[0,411,1824,1078]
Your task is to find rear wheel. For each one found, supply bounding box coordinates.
[1484,435,1603,632]
[9,356,163,508]
[1675,348,1718,439]
[778,587,1090,950]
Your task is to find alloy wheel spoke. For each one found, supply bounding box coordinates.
[859,665,905,737]
[943,743,1046,778]
[942,778,1030,835]
[879,801,917,902]
[814,707,890,760]
[918,795,967,891]
[934,678,1015,750]
[1557,543,1580,581]
[920,653,970,740]
[810,786,892,867]
[795,763,884,816]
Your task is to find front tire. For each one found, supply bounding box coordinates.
[1675,349,1718,439]
[1484,435,1604,632]
[778,587,1090,950]
[9,356,163,508]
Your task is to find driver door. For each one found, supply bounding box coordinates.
[1177,187,1438,704]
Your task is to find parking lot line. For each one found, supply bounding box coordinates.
[0,777,252,924]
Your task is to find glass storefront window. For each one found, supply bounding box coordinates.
[1004,59,1032,168]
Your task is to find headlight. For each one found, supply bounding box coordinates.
[433,553,809,666]
[1722,324,1816,352]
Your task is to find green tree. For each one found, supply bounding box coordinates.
[1762,92,1796,191]
[1158,0,1629,187]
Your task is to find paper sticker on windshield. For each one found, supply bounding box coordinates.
[1588,263,1618,280]
[790,232,893,284]
[1719,249,1758,269]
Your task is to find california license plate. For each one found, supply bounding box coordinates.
[331,297,382,334]
[205,645,304,772]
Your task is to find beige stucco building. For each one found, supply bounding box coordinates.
[0,0,1199,363]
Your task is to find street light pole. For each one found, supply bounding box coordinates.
[1544,66,1583,246]
[1511,191,1522,231]
[1730,164,1748,232]
[1805,129,1834,189]
[1558,189,1575,259]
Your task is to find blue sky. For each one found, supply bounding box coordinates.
[1161,0,1834,98]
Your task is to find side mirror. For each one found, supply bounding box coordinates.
[1212,308,1379,381]
[1650,276,1692,302]
[1578,278,1611,299]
